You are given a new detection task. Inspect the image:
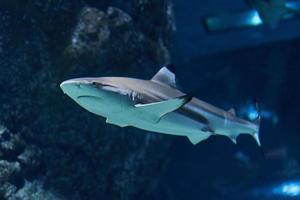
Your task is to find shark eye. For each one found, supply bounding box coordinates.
[91,82,98,86]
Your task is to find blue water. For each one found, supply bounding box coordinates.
[1,1,300,200]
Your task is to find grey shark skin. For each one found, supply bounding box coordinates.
[60,66,261,145]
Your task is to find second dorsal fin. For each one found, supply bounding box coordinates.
[151,66,177,88]
[228,108,236,115]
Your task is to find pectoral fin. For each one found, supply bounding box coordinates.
[134,95,192,123]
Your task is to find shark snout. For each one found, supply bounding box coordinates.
[60,78,93,89]
[60,78,95,99]
[60,80,80,94]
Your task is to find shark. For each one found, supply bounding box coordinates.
[204,0,300,32]
[60,65,261,145]
[247,0,289,28]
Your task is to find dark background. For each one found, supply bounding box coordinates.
[0,0,300,200]
[156,40,300,200]
[157,1,300,199]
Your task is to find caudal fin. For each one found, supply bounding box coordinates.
[253,112,265,158]
[252,99,261,146]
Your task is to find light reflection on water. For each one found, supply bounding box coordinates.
[272,181,300,197]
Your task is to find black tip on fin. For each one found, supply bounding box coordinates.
[252,98,261,125]
[253,98,260,114]
[180,95,192,104]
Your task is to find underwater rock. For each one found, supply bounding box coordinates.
[0,182,18,200]
[17,146,42,179]
[0,126,25,160]
[88,0,176,50]
[0,1,175,200]
[66,6,170,75]
[15,180,63,200]
[0,160,21,184]
[0,125,44,199]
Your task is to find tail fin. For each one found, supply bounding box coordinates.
[252,99,266,159]
[252,98,261,146]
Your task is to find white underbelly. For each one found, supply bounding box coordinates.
[131,112,206,137]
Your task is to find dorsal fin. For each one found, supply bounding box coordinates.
[151,66,177,88]
[228,108,236,115]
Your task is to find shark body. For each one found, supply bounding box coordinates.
[60,66,261,145]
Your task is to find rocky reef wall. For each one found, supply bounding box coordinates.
[0,1,175,199]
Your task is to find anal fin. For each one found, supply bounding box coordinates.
[187,134,210,145]
[106,118,129,127]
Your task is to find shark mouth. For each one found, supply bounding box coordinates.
[77,95,103,100]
